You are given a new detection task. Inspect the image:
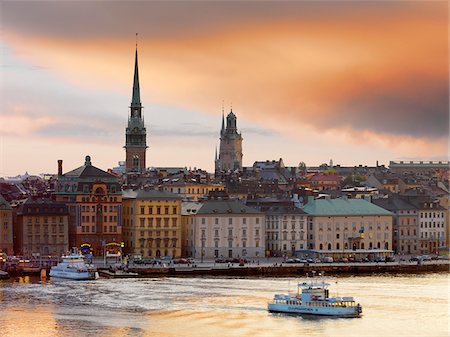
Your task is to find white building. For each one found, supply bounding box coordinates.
[187,199,264,260]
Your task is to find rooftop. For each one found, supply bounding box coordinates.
[302,198,392,216]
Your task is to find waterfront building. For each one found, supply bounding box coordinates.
[216,109,243,173]
[122,189,182,258]
[0,194,13,255]
[125,47,148,173]
[301,197,393,259]
[246,198,307,257]
[187,198,264,260]
[54,156,122,256]
[372,195,420,255]
[411,199,446,254]
[438,194,450,246]
[15,198,69,257]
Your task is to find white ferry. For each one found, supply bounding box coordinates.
[268,281,362,318]
[49,253,99,280]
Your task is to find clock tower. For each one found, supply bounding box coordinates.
[125,47,148,173]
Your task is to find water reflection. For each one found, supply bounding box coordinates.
[0,274,448,337]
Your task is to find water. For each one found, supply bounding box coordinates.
[0,273,448,337]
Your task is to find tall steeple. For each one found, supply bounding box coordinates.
[131,48,141,109]
[125,40,148,174]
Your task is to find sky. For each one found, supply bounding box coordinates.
[0,1,448,176]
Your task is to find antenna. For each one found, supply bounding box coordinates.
[136,33,138,49]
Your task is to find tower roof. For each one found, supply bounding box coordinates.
[131,48,141,108]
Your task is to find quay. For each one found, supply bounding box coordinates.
[127,260,449,277]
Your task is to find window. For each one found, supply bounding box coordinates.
[215,218,219,225]
[202,218,206,225]
[140,207,145,215]
[243,218,247,225]
[229,218,233,225]
[148,207,153,214]
[172,207,177,214]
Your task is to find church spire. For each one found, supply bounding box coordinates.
[131,46,141,108]
[221,100,225,133]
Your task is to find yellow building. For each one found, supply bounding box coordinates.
[122,190,182,258]
[302,197,393,259]
[0,195,13,255]
[161,181,224,201]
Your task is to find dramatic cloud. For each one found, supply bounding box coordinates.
[0,1,448,175]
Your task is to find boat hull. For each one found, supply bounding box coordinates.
[49,269,99,280]
[268,303,361,318]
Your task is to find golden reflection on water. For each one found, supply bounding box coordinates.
[0,274,448,337]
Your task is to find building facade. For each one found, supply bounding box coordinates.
[216,110,243,173]
[54,156,122,256]
[125,48,147,173]
[187,199,265,260]
[122,190,182,258]
[372,196,420,255]
[15,198,69,257]
[0,194,13,255]
[415,200,446,254]
[302,197,393,259]
[246,198,307,257]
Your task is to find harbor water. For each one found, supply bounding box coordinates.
[0,273,448,337]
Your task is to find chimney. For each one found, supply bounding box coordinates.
[58,160,63,176]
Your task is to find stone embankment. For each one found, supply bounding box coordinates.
[129,261,449,277]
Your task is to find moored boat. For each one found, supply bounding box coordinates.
[50,252,99,280]
[0,270,10,279]
[268,280,362,318]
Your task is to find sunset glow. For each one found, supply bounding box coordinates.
[1,1,448,176]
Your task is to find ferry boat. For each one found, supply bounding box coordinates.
[49,252,99,280]
[268,281,362,318]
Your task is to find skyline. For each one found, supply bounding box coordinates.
[1,1,448,177]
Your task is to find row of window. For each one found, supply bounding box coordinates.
[80,196,119,202]
[81,205,119,213]
[81,225,118,233]
[420,222,445,229]
[81,215,118,223]
[420,232,444,239]
[27,224,65,234]
[201,218,261,225]
[421,212,445,218]
[267,222,305,230]
[124,217,179,228]
[26,217,65,224]
[318,242,389,250]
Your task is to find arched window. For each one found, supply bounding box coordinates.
[384,242,388,249]
[328,243,332,250]
[319,243,323,250]
[336,243,340,250]
[133,155,139,170]
[361,242,365,249]
[377,242,381,249]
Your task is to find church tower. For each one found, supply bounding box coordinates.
[125,47,148,173]
[216,109,243,172]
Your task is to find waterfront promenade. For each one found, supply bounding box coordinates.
[123,258,449,277]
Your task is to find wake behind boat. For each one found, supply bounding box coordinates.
[49,252,99,280]
[268,280,362,318]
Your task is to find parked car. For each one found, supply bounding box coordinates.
[409,256,420,262]
[321,257,333,263]
[215,258,226,263]
[375,256,385,262]
[385,256,396,262]
[420,255,431,262]
[338,258,349,263]
[285,258,298,264]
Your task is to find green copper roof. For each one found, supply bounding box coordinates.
[302,198,392,216]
